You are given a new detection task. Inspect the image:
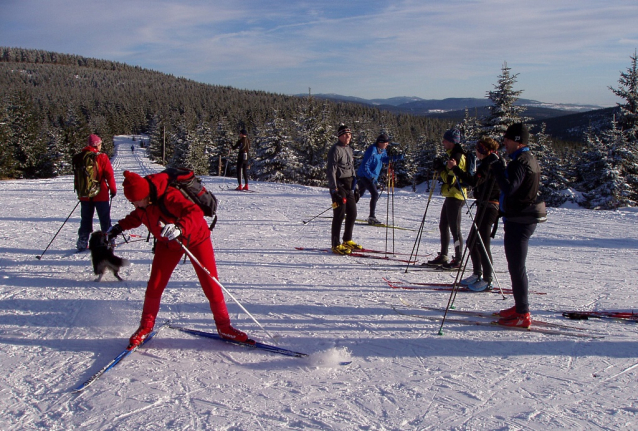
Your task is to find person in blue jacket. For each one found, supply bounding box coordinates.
[356,134,402,224]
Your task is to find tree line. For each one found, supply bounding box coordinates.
[1,47,637,209]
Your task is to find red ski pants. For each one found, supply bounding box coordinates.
[139,238,230,327]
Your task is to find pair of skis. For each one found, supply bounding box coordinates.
[394,299,604,339]
[563,310,638,323]
[294,247,417,264]
[74,323,350,393]
[383,277,547,296]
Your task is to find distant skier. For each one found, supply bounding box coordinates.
[233,129,250,190]
[131,145,134,153]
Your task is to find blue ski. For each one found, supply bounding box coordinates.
[169,324,307,358]
[170,325,352,365]
[73,321,169,392]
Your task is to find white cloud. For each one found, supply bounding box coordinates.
[1,0,637,105]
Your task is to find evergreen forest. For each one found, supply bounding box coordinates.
[1,47,637,209]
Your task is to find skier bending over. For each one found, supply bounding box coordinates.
[107,170,248,347]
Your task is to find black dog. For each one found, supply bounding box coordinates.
[89,231,129,282]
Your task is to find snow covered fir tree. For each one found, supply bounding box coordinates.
[575,52,638,209]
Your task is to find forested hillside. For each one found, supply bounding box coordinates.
[1,47,638,209]
[0,47,452,186]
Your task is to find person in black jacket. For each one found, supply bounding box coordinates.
[490,123,546,328]
[448,137,501,291]
[234,129,251,190]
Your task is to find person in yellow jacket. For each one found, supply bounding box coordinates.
[425,128,468,269]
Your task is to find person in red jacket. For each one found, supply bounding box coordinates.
[77,134,117,251]
[107,170,248,347]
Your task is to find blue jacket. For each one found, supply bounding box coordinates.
[357,144,400,182]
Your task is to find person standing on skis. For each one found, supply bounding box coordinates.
[490,123,546,328]
[356,134,403,225]
[425,128,468,270]
[327,125,361,255]
[234,129,250,190]
[448,137,501,291]
[75,134,117,251]
[107,170,248,347]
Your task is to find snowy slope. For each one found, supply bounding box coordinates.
[1,136,637,430]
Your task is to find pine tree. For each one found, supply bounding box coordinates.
[412,135,442,189]
[0,96,16,178]
[194,121,215,175]
[146,114,166,164]
[214,117,236,177]
[483,62,529,139]
[253,111,301,183]
[6,90,41,178]
[458,109,483,143]
[292,100,333,186]
[609,50,638,141]
[167,121,199,170]
[528,123,571,207]
[577,117,638,209]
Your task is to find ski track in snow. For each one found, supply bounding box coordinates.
[1,135,638,429]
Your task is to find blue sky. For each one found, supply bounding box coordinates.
[2,0,637,107]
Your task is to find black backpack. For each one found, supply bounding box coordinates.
[155,168,219,230]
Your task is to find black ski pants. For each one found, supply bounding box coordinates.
[357,176,380,218]
[439,197,464,259]
[467,203,499,282]
[331,178,357,247]
[236,154,249,186]
[503,221,537,314]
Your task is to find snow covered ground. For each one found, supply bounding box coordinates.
[1,135,638,430]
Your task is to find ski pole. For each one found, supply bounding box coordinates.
[220,157,230,190]
[405,171,437,273]
[161,223,278,343]
[384,162,396,255]
[36,200,81,260]
[302,205,333,225]
[438,176,505,335]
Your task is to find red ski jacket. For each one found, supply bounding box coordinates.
[117,172,210,252]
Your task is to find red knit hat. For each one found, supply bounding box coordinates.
[88,134,102,147]
[122,171,150,202]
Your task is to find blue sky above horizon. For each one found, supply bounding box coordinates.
[2,1,637,107]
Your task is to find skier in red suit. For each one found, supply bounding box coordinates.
[108,170,248,347]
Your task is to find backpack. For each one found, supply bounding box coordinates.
[72,150,101,198]
[158,167,219,230]
[464,148,477,177]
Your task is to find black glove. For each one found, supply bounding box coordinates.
[110,190,116,199]
[354,188,360,203]
[106,224,123,241]
[433,158,446,172]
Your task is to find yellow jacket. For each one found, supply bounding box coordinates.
[440,147,468,200]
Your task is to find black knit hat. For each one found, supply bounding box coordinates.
[239,129,247,135]
[504,123,529,145]
[337,125,352,137]
[375,134,390,144]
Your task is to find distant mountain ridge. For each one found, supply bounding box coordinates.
[301,93,603,117]
[297,93,615,143]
